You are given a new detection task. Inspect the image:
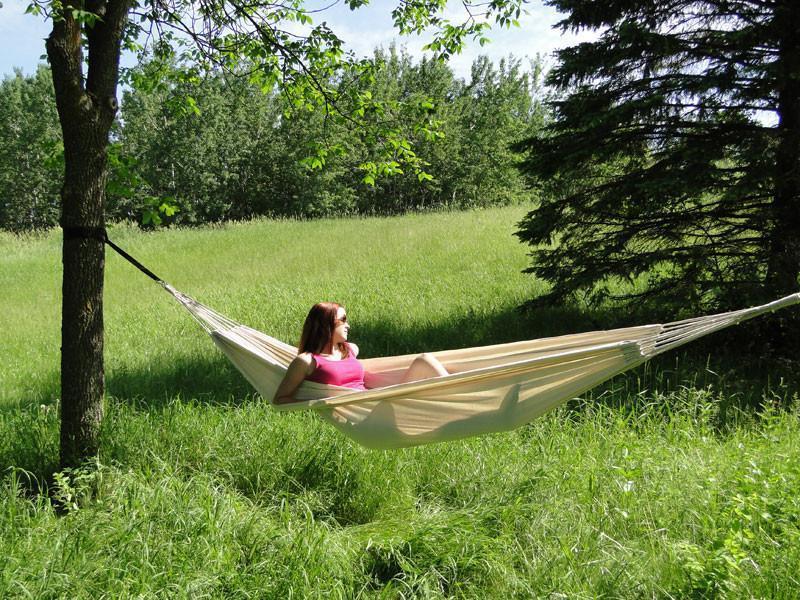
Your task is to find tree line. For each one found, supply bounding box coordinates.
[0,47,543,232]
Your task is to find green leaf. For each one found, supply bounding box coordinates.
[185,95,201,116]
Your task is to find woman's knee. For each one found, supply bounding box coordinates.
[419,353,448,375]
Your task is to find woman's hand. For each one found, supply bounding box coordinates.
[273,353,315,404]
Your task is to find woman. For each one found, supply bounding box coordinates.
[273,302,449,404]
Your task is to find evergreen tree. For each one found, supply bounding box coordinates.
[516,0,800,313]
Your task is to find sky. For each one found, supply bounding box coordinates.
[0,0,597,81]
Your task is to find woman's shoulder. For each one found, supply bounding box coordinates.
[293,352,316,372]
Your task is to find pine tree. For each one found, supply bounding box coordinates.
[517,0,800,314]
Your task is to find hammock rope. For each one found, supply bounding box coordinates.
[100,231,800,449]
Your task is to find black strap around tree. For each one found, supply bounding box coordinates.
[62,225,107,243]
[62,225,164,284]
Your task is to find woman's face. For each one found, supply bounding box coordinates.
[332,306,349,345]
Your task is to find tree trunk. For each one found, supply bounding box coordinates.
[46,0,129,469]
[767,1,800,295]
[58,140,109,469]
[758,0,800,357]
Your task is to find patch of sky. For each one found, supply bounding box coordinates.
[1,0,596,80]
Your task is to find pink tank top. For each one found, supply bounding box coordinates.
[307,345,366,390]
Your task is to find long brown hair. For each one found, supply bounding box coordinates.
[298,302,350,357]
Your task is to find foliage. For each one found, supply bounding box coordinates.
[0,50,543,230]
[114,0,527,184]
[516,0,800,313]
[111,48,541,223]
[114,61,288,223]
[0,67,62,231]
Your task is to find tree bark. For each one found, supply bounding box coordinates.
[767,0,800,295]
[46,0,130,469]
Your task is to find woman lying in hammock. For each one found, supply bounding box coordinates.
[273,302,449,404]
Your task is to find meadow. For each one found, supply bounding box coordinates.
[1,206,799,598]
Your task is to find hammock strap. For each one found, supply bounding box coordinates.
[64,227,237,333]
[63,225,108,243]
[72,230,231,330]
[63,226,165,284]
[104,236,164,284]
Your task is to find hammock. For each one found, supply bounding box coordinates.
[157,282,800,450]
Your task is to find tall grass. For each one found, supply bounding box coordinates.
[1,206,799,598]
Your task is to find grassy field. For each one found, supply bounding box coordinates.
[1,206,799,598]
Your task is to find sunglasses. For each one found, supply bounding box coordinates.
[336,314,348,325]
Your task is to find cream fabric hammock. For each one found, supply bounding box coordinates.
[157,283,800,449]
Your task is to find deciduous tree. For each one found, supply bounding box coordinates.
[25,0,524,468]
[0,67,62,231]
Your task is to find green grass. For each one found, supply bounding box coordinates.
[1,206,799,598]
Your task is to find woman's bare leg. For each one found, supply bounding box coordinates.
[401,353,449,383]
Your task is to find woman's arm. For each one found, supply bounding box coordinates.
[273,353,315,404]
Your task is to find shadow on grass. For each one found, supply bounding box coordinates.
[106,354,253,409]
[103,301,800,411]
